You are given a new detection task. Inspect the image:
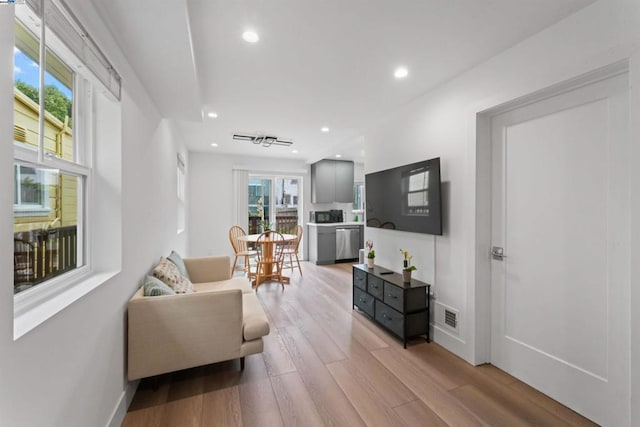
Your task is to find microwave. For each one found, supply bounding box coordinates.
[312,210,343,223]
[313,211,333,223]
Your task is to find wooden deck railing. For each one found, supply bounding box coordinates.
[14,225,77,293]
[248,215,299,235]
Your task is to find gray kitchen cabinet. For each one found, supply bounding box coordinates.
[311,160,335,203]
[311,159,354,203]
[308,225,336,265]
[335,160,354,202]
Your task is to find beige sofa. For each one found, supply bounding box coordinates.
[127,256,269,381]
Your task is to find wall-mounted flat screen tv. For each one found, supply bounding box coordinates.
[365,157,442,235]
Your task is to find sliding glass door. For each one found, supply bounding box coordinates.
[248,176,301,235]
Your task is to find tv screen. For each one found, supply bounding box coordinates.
[365,157,442,235]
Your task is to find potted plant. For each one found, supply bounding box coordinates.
[365,240,375,268]
[402,265,416,283]
[260,220,273,234]
[400,249,416,282]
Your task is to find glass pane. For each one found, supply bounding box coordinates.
[46,9,75,160]
[275,178,299,234]
[14,165,83,294]
[353,182,364,211]
[14,17,42,149]
[248,178,272,234]
[44,47,74,160]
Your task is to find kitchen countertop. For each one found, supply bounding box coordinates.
[307,222,363,227]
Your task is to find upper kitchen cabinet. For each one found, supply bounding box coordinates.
[311,159,354,203]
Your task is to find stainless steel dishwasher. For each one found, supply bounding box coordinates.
[335,226,361,261]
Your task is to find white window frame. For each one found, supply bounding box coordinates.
[11,1,122,340]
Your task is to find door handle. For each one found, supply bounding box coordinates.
[492,246,506,261]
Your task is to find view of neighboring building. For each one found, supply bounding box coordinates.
[13,20,78,293]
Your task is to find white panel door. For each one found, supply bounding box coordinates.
[491,72,630,426]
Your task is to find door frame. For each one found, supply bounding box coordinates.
[472,60,630,365]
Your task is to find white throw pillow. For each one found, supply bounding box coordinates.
[152,257,195,294]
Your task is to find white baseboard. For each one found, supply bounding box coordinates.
[432,324,472,364]
[106,380,139,427]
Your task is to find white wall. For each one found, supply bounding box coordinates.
[364,0,640,377]
[0,3,188,426]
[188,152,309,259]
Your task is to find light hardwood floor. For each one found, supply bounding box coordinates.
[122,262,598,427]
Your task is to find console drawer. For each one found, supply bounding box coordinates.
[354,287,374,317]
[367,276,383,299]
[375,300,403,338]
[383,282,404,312]
[353,268,367,290]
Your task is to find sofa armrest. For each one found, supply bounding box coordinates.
[127,288,242,380]
[184,256,232,283]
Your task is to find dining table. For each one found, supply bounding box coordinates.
[239,233,297,286]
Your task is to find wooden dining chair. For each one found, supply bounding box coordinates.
[228,226,257,278]
[254,231,286,291]
[282,225,303,276]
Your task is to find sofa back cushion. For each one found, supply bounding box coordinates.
[153,257,195,293]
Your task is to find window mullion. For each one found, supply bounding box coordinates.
[36,0,46,164]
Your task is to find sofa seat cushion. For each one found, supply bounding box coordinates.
[242,293,270,341]
[194,276,253,294]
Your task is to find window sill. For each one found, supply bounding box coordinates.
[13,207,52,217]
[13,269,120,340]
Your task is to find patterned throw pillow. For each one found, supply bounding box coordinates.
[167,250,190,279]
[152,257,195,294]
[143,275,176,297]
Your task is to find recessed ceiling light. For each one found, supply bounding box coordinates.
[335,154,342,158]
[321,126,330,133]
[207,112,218,118]
[242,31,259,43]
[210,143,218,147]
[292,149,298,154]
[394,66,409,79]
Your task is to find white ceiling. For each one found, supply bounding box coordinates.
[93,0,596,163]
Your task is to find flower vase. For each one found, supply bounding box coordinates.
[402,270,412,283]
[366,258,375,269]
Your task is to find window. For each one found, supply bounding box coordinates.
[177,153,186,233]
[10,0,122,338]
[13,164,51,216]
[353,182,364,212]
[12,1,112,297]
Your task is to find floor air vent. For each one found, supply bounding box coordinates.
[445,309,457,329]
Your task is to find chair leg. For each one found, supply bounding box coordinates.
[255,265,261,292]
[243,255,250,276]
[232,255,239,273]
[278,262,285,289]
[295,253,302,276]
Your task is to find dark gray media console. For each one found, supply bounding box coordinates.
[352,264,431,348]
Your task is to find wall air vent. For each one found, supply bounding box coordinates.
[445,309,457,329]
[233,132,293,148]
[14,125,27,143]
[434,301,459,335]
